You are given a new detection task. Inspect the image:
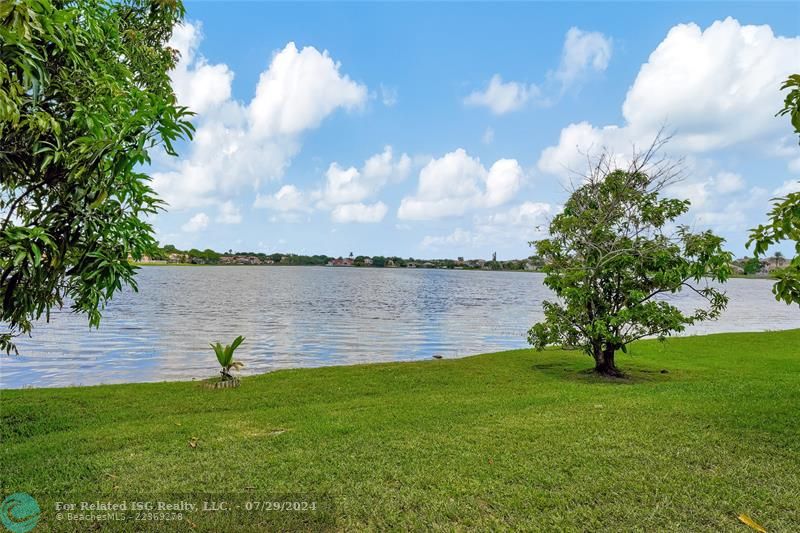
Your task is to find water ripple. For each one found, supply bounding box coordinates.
[1,267,798,388]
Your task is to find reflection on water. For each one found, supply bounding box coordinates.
[1,267,797,388]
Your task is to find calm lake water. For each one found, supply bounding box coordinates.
[1,267,798,388]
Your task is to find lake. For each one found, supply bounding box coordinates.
[1,267,797,388]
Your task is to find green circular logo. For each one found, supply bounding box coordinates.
[0,493,40,533]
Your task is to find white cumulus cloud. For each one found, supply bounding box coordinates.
[216,201,242,224]
[622,18,797,151]
[476,201,554,229]
[773,180,800,196]
[321,164,366,205]
[713,172,746,194]
[316,145,411,209]
[153,23,369,210]
[331,202,389,223]
[398,149,524,220]
[464,27,611,114]
[464,75,541,115]
[538,18,800,179]
[248,43,367,138]
[168,22,234,115]
[254,185,312,212]
[421,202,554,250]
[181,212,209,232]
[666,171,747,210]
[254,146,410,223]
[421,228,476,248]
[553,27,612,90]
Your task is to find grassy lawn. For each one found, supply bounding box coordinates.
[2,330,799,531]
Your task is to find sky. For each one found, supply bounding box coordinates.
[149,1,800,260]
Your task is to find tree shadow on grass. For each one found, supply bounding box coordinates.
[529,360,677,385]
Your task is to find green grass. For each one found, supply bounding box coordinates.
[2,330,799,531]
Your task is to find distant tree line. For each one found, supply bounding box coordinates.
[146,245,547,270]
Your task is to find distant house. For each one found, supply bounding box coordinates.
[363,257,373,266]
[167,253,188,263]
[327,257,354,267]
[407,262,418,268]
[766,256,790,272]
[386,259,396,267]
[221,255,262,265]
[128,255,166,264]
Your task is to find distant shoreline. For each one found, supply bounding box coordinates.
[130,262,546,273]
[131,262,779,279]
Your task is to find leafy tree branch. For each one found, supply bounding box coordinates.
[0,0,194,352]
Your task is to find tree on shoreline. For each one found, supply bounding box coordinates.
[0,0,193,352]
[528,138,733,376]
[774,251,784,269]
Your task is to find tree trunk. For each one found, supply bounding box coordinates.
[593,345,622,377]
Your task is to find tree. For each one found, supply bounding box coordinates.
[202,248,220,262]
[747,74,800,306]
[743,257,762,276]
[0,0,193,352]
[528,139,732,376]
[149,246,166,261]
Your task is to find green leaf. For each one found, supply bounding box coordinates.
[30,242,41,266]
[13,250,26,267]
[230,335,245,353]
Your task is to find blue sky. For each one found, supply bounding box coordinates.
[150,1,800,259]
